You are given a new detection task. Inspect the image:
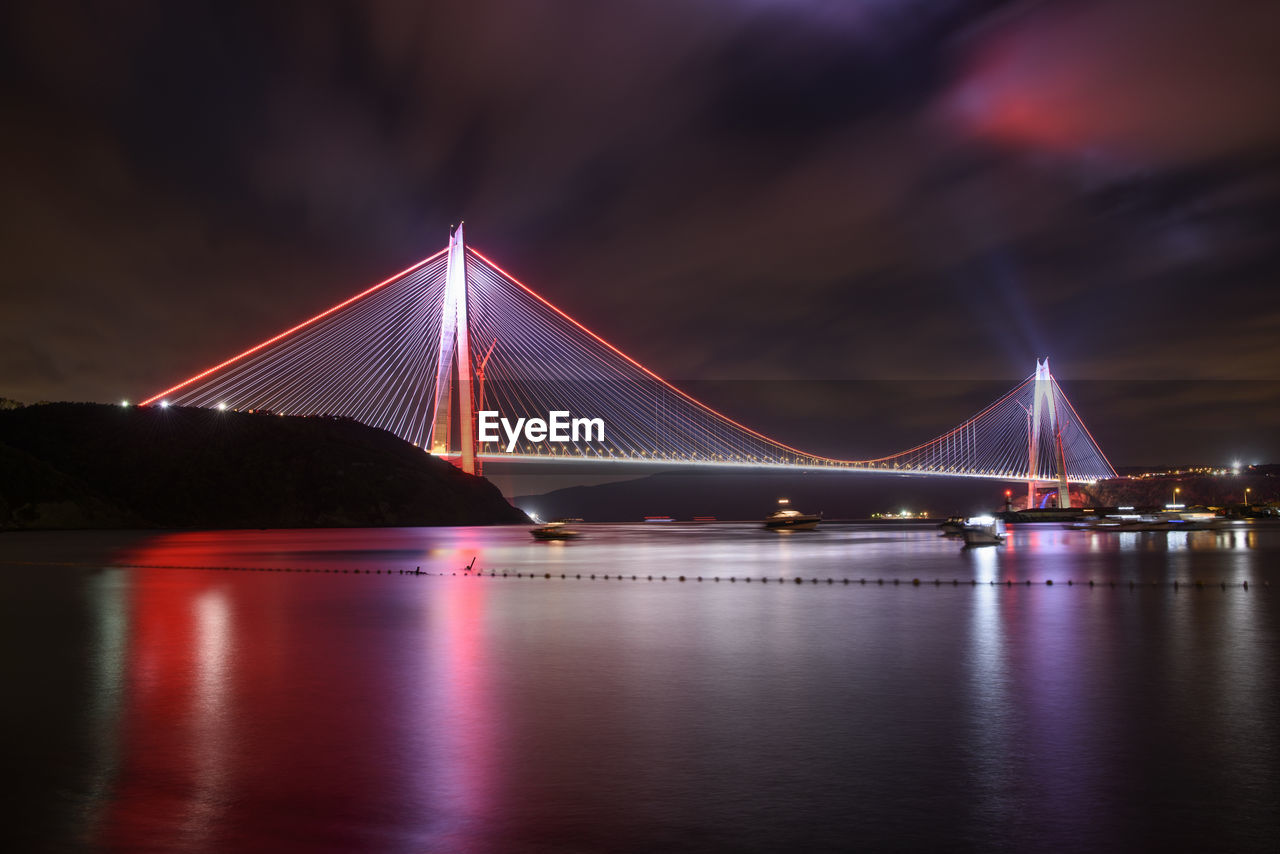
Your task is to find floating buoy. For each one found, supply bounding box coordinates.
[545,573,551,579]
[679,575,685,582]
[796,577,804,585]
[1067,580,1073,586]
[1046,580,1053,586]
[1243,581,1249,589]
[912,578,920,586]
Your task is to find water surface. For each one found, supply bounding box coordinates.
[2,522,1276,852]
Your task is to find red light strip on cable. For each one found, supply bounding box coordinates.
[139,248,449,406]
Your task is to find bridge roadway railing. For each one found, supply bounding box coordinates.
[474,452,1103,483]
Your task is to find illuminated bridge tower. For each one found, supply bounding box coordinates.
[428,223,476,474]
[1027,358,1073,509]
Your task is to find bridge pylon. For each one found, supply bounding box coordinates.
[1027,358,1073,508]
[427,223,476,474]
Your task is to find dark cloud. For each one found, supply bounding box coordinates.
[1,0,1277,464]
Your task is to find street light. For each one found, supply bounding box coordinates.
[1245,487,1251,506]
[1173,487,1181,506]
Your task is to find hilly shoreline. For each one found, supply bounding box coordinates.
[0,402,528,530]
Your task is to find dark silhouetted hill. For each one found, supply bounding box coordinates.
[0,403,528,530]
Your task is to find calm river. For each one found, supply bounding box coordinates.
[2,522,1277,852]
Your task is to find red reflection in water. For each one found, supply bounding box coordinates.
[90,531,500,852]
[94,562,235,850]
[415,563,499,849]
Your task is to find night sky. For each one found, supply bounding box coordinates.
[3,0,1278,466]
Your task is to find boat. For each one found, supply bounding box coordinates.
[1065,507,1228,532]
[764,498,821,530]
[938,516,966,537]
[530,522,580,540]
[644,515,675,522]
[960,515,1006,546]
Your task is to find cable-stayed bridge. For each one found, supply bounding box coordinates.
[142,225,1115,506]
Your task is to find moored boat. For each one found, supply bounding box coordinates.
[1066,508,1229,532]
[764,498,821,530]
[960,515,1006,546]
[530,522,580,540]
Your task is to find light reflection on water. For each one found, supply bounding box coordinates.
[0,522,1276,852]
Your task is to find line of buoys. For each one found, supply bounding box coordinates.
[12,559,1263,593]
